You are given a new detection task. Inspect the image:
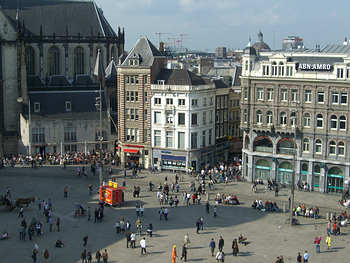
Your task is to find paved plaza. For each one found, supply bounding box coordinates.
[0,166,349,263]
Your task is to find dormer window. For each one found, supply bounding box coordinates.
[65,101,71,112]
[34,102,40,113]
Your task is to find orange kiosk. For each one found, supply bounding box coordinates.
[99,181,126,206]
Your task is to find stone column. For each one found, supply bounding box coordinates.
[319,166,326,193]
[308,161,314,190]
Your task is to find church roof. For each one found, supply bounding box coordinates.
[252,41,271,52]
[121,37,162,67]
[0,0,116,37]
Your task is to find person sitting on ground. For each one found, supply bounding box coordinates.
[238,234,248,245]
[0,232,8,240]
[55,239,64,248]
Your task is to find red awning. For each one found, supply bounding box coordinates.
[124,149,139,154]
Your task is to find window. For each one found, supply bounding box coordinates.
[191,132,198,149]
[135,109,139,120]
[338,141,345,156]
[210,97,214,105]
[32,128,45,143]
[278,62,284,76]
[125,109,130,119]
[315,139,322,154]
[303,113,311,127]
[143,75,148,84]
[303,138,310,152]
[154,112,161,124]
[280,89,288,102]
[266,111,273,125]
[202,112,207,125]
[209,110,213,123]
[144,109,148,120]
[178,132,185,149]
[339,116,346,130]
[48,46,60,75]
[267,88,274,101]
[331,92,339,104]
[304,90,312,103]
[126,91,138,102]
[337,68,344,78]
[330,115,338,129]
[202,131,206,147]
[291,89,298,102]
[144,92,148,102]
[34,102,40,113]
[178,113,185,125]
[126,75,138,84]
[154,98,161,105]
[262,65,269,76]
[317,92,324,103]
[64,127,77,142]
[166,111,173,124]
[257,88,264,100]
[74,47,85,75]
[166,131,173,148]
[65,101,71,112]
[192,99,198,106]
[130,109,135,120]
[290,112,296,127]
[154,130,161,146]
[166,98,173,105]
[329,141,336,155]
[341,93,348,105]
[243,88,248,100]
[178,99,185,106]
[191,113,197,125]
[126,128,137,141]
[203,97,207,106]
[25,46,35,75]
[286,66,293,76]
[209,129,212,145]
[256,110,263,125]
[316,114,323,128]
[271,62,277,76]
[280,112,287,125]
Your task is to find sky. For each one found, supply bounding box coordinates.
[94,0,350,52]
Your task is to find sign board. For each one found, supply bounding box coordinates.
[296,63,333,72]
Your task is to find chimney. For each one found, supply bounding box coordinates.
[159,41,164,52]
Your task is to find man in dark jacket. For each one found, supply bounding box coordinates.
[218,236,224,251]
[209,238,216,256]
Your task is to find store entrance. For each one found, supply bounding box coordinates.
[327,167,344,193]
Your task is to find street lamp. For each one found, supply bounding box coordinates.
[17,97,31,155]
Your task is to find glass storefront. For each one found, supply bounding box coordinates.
[254,159,271,181]
[277,162,293,184]
[327,167,344,193]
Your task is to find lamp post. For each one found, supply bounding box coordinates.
[17,97,31,155]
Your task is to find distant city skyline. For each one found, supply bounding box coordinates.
[95,0,350,52]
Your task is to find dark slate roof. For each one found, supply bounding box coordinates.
[0,0,116,37]
[122,37,162,67]
[72,75,95,86]
[105,60,117,86]
[155,69,207,86]
[29,90,106,115]
[213,79,228,89]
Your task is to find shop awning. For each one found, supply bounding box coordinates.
[124,149,139,154]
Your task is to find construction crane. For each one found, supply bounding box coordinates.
[155,32,170,46]
[178,33,189,51]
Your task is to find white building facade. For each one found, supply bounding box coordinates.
[150,69,216,171]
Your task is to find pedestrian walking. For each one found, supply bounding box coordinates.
[209,238,216,256]
[102,249,108,263]
[314,236,321,253]
[218,236,224,251]
[296,252,302,263]
[87,251,92,263]
[56,217,60,232]
[87,207,91,221]
[171,245,178,263]
[140,237,147,255]
[164,207,168,220]
[43,249,49,263]
[48,217,53,232]
[196,219,200,234]
[131,232,136,248]
[81,249,87,263]
[326,234,331,250]
[94,208,98,223]
[206,202,210,214]
[95,250,101,263]
[180,244,187,262]
[232,238,239,256]
[184,233,191,247]
[32,248,38,263]
[126,232,131,248]
[303,251,310,263]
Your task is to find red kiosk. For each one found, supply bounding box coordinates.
[99,181,126,206]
